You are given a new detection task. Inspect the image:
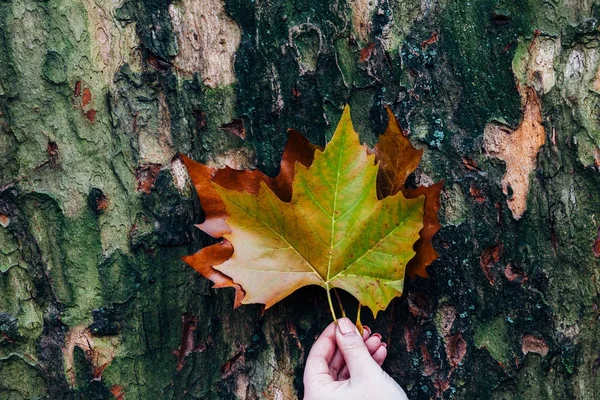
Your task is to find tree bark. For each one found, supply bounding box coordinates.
[1,0,600,399]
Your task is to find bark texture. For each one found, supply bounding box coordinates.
[1,0,600,399]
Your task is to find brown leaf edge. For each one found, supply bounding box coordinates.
[374,106,443,278]
[404,182,443,278]
[374,107,424,199]
[180,130,317,308]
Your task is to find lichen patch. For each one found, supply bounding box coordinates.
[513,35,560,96]
[288,24,322,75]
[171,157,191,196]
[138,92,174,164]
[349,0,376,43]
[528,37,559,94]
[81,0,142,81]
[484,88,546,220]
[169,0,241,87]
[206,147,257,170]
[63,325,120,386]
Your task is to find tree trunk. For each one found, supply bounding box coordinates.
[1,0,600,399]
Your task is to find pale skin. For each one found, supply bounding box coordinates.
[303,317,408,400]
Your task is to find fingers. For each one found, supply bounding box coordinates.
[334,318,379,378]
[338,332,387,380]
[364,333,382,354]
[362,326,372,340]
[303,321,337,385]
[372,343,387,366]
[329,326,370,379]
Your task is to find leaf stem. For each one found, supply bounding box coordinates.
[355,303,363,335]
[333,288,346,318]
[325,284,338,323]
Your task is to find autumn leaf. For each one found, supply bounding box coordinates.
[181,130,317,308]
[182,106,441,318]
[375,107,443,279]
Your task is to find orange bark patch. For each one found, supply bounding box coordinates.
[95,193,109,213]
[594,228,600,257]
[404,325,419,353]
[421,32,439,48]
[174,314,198,371]
[480,241,503,286]
[135,164,162,193]
[421,344,438,376]
[445,332,467,368]
[469,184,485,204]
[462,157,481,171]
[0,214,9,227]
[521,334,549,357]
[360,42,375,62]
[220,118,246,139]
[72,82,97,122]
[110,385,125,400]
[483,88,545,219]
[504,263,527,283]
[86,109,97,122]
[593,147,600,169]
[82,87,92,107]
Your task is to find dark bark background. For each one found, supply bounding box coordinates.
[1,0,600,399]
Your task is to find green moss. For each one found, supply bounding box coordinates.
[442,184,468,226]
[294,29,320,73]
[42,51,67,84]
[20,195,72,305]
[0,227,19,274]
[511,40,530,87]
[348,88,378,146]
[385,0,425,54]
[438,0,535,130]
[334,37,358,88]
[474,316,511,365]
[0,356,46,399]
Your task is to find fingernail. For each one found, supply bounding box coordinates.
[338,318,358,335]
[363,325,371,334]
[381,342,387,348]
[372,333,382,340]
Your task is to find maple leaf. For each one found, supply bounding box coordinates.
[181,130,317,308]
[182,106,441,318]
[374,107,443,279]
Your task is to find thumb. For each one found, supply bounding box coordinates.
[335,318,379,378]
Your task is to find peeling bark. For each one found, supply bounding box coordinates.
[1,0,600,399]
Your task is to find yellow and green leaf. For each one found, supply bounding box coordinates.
[182,105,440,319]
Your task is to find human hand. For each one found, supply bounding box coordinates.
[303,318,408,400]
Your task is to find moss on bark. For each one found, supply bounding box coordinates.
[1,0,600,399]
